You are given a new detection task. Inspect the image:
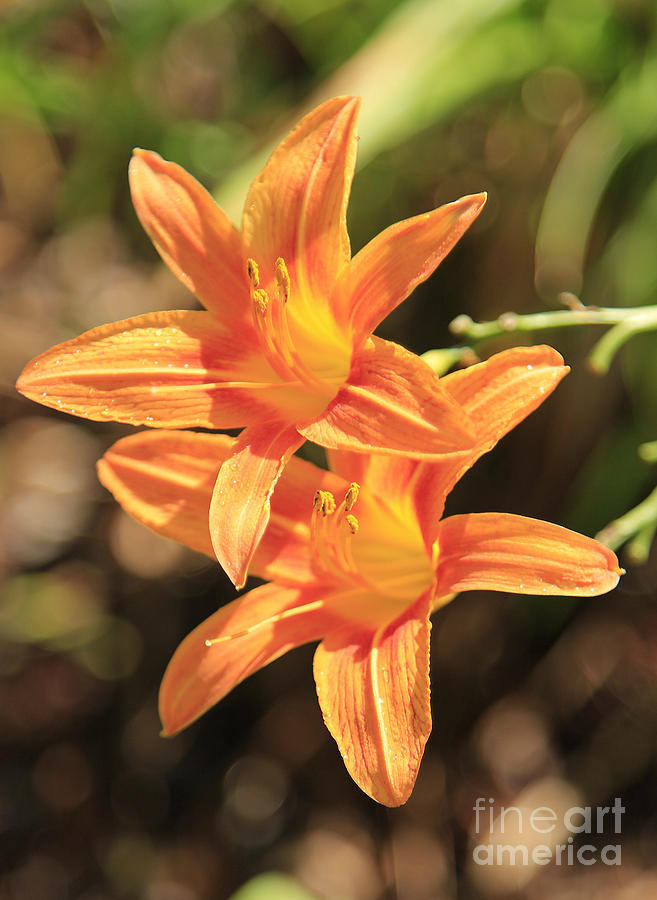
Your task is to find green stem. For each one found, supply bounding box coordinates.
[449,304,657,344]
[626,520,657,564]
[588,307,657,373]
[596,483,657,552]
[420,346,472,376]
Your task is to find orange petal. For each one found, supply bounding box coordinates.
[299,337,475,457]
[253,455,346,586]
[129,149,247,323]
[314,589,432,807]
[411,345,570,551]
[443,345,568,446]
[210,421,304,589]
[324,448,367,484]
[335,193,486,340]
[327,348,569,545]
[435,512,623,597]
[98,429,345,586]
[160,582,337,735]
[15,310,315,429]
[242,97,360,305]
[97,429,230,557]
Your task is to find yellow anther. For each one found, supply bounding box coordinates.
[246,258,260,288]
[313,490,336,516]
[253,287,269,315]
[275,257,290,302]
[345,514,359,535]
[344,482,360,511]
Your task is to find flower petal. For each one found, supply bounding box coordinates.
[16,310,321,428]
[253,455,346,586]
[299,337,475,457]
[435,512,623,598]
[129,149,248,324]
[443,345,568,447]
[335,193,486,339]
[242,96,360,304]
[97,429,229,557]
[411,345,570,551]
[210,421,305,589]
[314,589,432,807]
[98,429,345,586]
[160,583,337,736]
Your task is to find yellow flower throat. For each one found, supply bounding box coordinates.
[246,256,351,394]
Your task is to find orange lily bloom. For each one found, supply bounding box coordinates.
[96,346,623,806]
[16,96,485,588]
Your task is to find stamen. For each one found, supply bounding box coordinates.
[313,490,336,516]
[253,287,269,316]
[275,257,290,303]
[246,257,259,288]
[272,257,325,390]
[204,599,325,647]
[246,254,329,391]
[344,482,359,512]
[345,514,359,535]
[310,483,365,585]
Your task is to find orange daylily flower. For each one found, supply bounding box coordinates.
[96,345,623,806]
[16,96,486,588]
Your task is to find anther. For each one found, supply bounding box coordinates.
[253,287,269,315]
[344,482,360,511]
[345,514,359,535]
[275,257,290,303]
[313,490,336,516]
[246,258,259,287]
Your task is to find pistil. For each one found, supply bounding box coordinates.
[204,598,326,647]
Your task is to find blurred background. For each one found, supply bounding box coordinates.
[2,0,657,897]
